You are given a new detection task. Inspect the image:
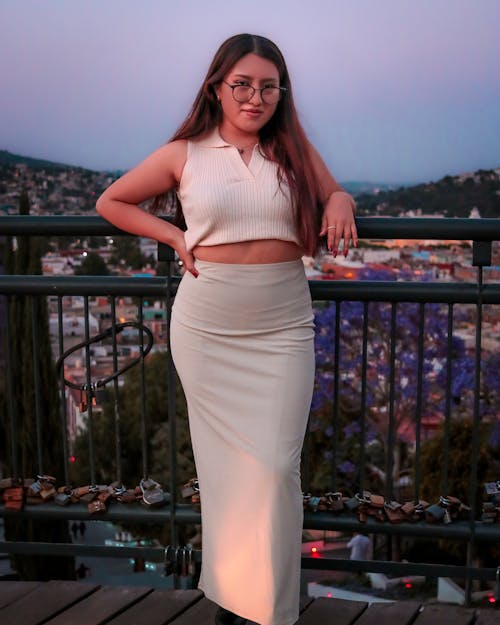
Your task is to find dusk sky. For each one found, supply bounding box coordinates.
[1,0,499,184]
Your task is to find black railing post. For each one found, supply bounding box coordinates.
[442,303,454,497]
[386,303,397,501]
[110,296,123,485]
[413,303,425,501]
[358,302,369,494]
[138,299,148,479]
[4,299,19,479]
[159,242,180,564]
[57,296,70,485]
[465,240,491,604]
[30,296,44,474]
[331,301,341,491]
[83,295,96,485]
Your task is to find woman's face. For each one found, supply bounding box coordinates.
[215,53,280,137]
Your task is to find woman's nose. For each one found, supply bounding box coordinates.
[248,88,263,105]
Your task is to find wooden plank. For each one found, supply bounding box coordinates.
[474,609,500,625]
[44,585,152,625]
[0,581,99,625]
[105,589,203,625]
[161,596,218,625]
[169,595,323,625]
[297,597,367,625]
[354,600,421,625]
[0,581,41,609]
[299,594,314,613]
[413,603,475,625]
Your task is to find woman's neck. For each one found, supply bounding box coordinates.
[218,124,259,150]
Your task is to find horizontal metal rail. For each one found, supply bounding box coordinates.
[1,276,500,304]
[1,503,499,541]
[0,540,497,583]
[1,215,500,240]
[301,557,499,582]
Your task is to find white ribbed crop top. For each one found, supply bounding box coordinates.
[177,129,300,252]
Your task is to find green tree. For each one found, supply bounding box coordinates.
[70,352,194,490]
[87,236,107,249]
[110,236,146,270]
[3,190,74,580]
[420,418,494,515]
[418,417,500,565]
[74,251,110,276]
[69,351,196,546]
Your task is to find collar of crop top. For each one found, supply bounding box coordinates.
[195,128,259,153]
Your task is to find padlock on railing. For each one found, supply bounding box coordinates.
[163,544,196,589]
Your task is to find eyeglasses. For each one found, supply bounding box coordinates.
[222,80,287,105]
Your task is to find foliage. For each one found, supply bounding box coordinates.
[419,418,495,507]
[355,168,500,218]
[310,267,500,497]
[70,352,194,492]
[418,418,500,564]
[74,250,110,276]
[2,190,74,580]
[110,236,146,270]
[3,191,63,477]
[69,351,196,545]
[87,236,107,249]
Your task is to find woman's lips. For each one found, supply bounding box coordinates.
[241,108,263,118]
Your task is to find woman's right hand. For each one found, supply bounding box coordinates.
[170,229,198,278]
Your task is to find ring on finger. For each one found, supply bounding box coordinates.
[327,225,337,230]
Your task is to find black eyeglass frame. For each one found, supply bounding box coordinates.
[222,80,287,104]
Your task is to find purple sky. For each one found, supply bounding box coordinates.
[1,0,499,184]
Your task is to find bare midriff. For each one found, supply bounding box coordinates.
[193,239,304,264]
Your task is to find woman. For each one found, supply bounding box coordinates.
[97,33,357,625]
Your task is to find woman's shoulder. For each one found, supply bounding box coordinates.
[164,138,188,156]
[140,140,188,188]
[166,130,217,155]
[165,129,222,177]
[187,128,224,149]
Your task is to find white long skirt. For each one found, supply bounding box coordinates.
[170,259,315,625]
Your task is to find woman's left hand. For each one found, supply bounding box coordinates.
[319,191,358,257]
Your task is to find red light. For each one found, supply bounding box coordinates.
[310,546,321,558]
[488,596,496,604]
[405,583,412,589]
[69,455,76,463]
[327,592,332,598]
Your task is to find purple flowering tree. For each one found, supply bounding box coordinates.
[310,267,499,495]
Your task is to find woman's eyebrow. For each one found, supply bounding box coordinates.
[231,73,278,82]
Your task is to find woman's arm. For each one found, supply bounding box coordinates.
[96,140,198,276]
[308,142,358,257]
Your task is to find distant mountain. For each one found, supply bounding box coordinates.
[0,152,113,215]
[354,168,500,218]
[0,150,96,173]
[1,150,498,219]
[342,181,404,195]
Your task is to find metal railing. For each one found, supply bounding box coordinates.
[1,216,499,601]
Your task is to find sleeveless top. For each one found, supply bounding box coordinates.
[177,129,300,252]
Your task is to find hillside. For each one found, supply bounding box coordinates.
[1,150,499,218]
[354,168,500,218]
[0,152,114,215]
[0,149,94,172]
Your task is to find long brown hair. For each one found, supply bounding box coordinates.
[154,33,323,256]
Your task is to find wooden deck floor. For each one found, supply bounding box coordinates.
[0,581,497,625]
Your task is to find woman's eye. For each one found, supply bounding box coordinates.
[234,81,249,86]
